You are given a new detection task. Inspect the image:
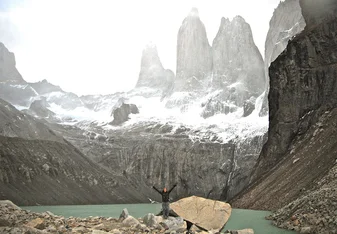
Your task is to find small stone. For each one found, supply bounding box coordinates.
[293,219,300,226]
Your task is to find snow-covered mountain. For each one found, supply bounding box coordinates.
[0,6,304,202]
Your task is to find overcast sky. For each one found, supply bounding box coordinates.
[0,0,282,95]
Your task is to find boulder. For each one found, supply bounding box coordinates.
[122,216,140,227]
[171,196,232,231]
[110,102,139,126]
[143,213,156,227]
[119,208,129,220]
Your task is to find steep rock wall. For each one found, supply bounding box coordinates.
[232,0,337,211]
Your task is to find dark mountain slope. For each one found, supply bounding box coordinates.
[232,0,337,217]
[0,99,148,205]
[0,136,145,205]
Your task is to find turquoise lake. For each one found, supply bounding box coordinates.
[22,204,295,234]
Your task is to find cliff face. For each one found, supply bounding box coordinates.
[232,0,337,215]
[175,8,213,92]
[57,122,267,202]
[212,16,265,98]
[253,0,337,180]
[0,42,24,83]
[260,0,305,115]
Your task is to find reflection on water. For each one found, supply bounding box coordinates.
[22,204,295,234]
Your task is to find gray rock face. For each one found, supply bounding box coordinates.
[110,101,139,126]
[63,123,266,202]
[136,44,174,93]
[265,0,305,72]
[253,8,337,180]
[260,0,305,116]
[175,8,212,92]
[232,1,337,220]
[212,16,265,101]
[0,42,24,83]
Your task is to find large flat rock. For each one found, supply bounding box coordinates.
[171,196,231,231]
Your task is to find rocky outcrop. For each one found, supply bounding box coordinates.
[28,99,56,119]
[212,16,265,103]
[29,79,63,95]
[264,0,305,72]
[175,8,212,92]
[0,42,24,83]
[242,98,256,117]
[110,101,139,125]
[232,2,337,230]
[0,202,251,233]
[0,43,37,106]
[260,0,305,116]
[135,44,174,93]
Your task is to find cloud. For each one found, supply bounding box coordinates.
[3,0,281,95]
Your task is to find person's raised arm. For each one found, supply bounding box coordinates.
[168,184,177,194]
[152,185,162,194]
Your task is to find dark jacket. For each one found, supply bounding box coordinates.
[153,184,177,202]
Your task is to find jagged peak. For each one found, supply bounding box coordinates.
[142,43,160,58]
[188,7,199,18]
[144,41,157,50]
[220,17,230,26]
[232,15,247,23]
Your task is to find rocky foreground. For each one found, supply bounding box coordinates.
[0,200,253,234]
[267,163,337,234]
